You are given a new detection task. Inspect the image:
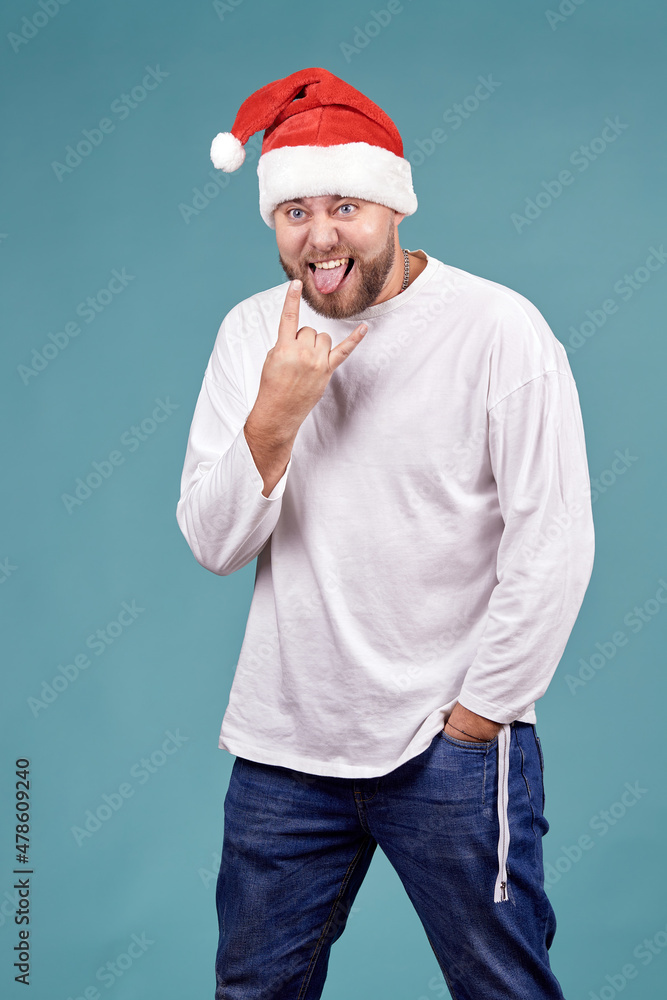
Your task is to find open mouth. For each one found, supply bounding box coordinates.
[308,256,355,294]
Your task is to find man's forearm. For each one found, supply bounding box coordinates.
[244,411,296,498]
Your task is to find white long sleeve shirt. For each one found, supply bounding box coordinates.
[176,250,595,779]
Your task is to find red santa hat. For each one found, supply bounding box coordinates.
[210,67,418,228]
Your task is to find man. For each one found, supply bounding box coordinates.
[177,67,595,999]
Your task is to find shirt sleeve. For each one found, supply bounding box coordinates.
[456,370,595,722]
[175,340,292,576]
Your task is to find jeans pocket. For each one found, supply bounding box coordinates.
[441,729,498,750]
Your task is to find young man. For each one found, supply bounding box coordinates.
[177,67,595,999]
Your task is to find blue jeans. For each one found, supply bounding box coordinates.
[214,722,564,999]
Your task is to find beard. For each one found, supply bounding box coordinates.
[278,222,396,319]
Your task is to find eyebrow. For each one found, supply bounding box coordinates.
[284,195,346,205]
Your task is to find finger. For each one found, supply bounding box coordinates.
[277,279,302,344]
[328,323,368,370]
[296,325,319,348]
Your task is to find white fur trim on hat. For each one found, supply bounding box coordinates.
[210,132,246,171]
[257,142,418,228]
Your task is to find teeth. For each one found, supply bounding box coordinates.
[312,258,348,269]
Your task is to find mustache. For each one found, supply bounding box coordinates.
[302,249,357,264]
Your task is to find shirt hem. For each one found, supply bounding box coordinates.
[457,690,537,726]
[217,729,446,779]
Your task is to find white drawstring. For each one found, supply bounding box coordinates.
[493,723,512,903]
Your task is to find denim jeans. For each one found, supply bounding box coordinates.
[214,721,564,999]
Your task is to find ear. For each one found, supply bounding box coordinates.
[393,210,407,226]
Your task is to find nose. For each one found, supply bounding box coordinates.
[307,211,341,252]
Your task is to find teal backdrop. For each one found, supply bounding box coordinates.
[2,1,666,997]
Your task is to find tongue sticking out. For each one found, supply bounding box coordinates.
[311,260,351,294]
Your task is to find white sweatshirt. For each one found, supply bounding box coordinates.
[176,250,595,780]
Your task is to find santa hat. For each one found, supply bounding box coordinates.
[210,67,418,228]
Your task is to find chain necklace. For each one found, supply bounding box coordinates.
[401,248,410,291]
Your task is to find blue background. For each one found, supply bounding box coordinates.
[2,0,666,996]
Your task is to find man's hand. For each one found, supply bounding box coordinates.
[244,279,368,497]
[250,278,368,437]
[444,702,503,742]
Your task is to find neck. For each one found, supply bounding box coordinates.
[373,246,427,306]
[372,245,409,306]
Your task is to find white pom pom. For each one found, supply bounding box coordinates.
[210,132,246,172]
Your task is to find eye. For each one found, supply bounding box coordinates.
[337,203,355,215]
[288,208,305,220]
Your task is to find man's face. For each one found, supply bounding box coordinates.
[275,195,402,319]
